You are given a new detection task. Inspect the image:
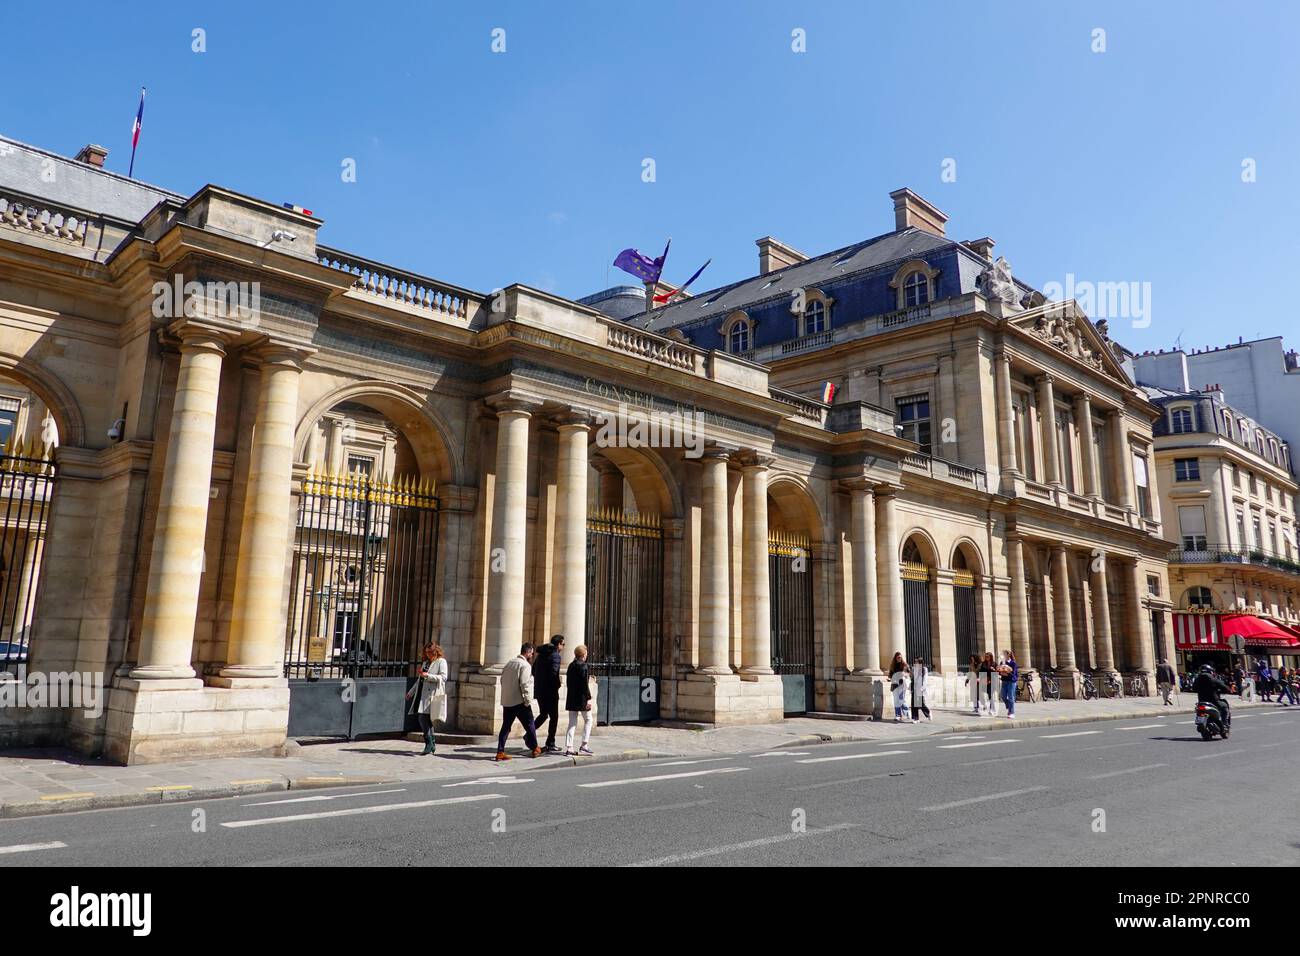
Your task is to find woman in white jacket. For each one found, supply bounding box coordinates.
[407,642,448,755]
[888,652,911,722]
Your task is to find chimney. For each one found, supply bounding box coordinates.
[755,236,808,275]
[965,237,995,260]
[889,188,948,236]
[74,144,108,168]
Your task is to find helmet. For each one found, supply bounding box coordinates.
[1200,663,1215,674]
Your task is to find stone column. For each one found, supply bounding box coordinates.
[133,324,230,680]
[552,413,590,665]
[1111,410,1135,510]
[875,485,904,667]
[1089,551,1116,672]
[698,447,732,674]
[1075,394,1100,500]
[1006,534,1032,669]
[995,351,1019,477]
[1127,558,1154,675]
[484,394,536,668]
[1050,545,1078,676]
[1038,374,1061,487]
[739,453,774,675]
[848,482,880,674]
[221,345,309,679]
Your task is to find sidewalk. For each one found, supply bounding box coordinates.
[0,692,1274,819]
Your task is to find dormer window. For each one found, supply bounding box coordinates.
[903,271,929,307]
[889,259,940,310]
[1170,406,1194,434]
[804,299,826,334]
[721,311,753,354]
[791,288,833,337]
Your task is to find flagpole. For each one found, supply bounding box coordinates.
[128,87,146,179]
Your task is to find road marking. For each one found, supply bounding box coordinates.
[796,750,910,764]
[1177,720,1194,724]
[1193,749,1248,760]
[443,776,533,787]
[625,822,856,866]
[957,752,1049,768]
[221,793,504,828]
[936,739,1021,749]
[1078,741,1142,753]
[1039,730,1103,739]
[1116,724,1165,730]
[38,792,95,801]
[1087,763,1167,779]
[753,751,810,757]
[244,788,406,806]
[0,841,67,856]
[230,778,276,786]
[790,772,896,791]
[577,767,748,789]
[649,757,734,767]
[506,800,712,833]
[145,784,193,792]
[920,787,1048,812]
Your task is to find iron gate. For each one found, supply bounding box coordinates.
[769,531,814,713]
[585,509,663,724]
[902,561,933,666]
[283,471,440,738]
[0,440,55,677]
[953,572,976,668]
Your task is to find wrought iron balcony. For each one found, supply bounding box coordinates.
[1167,543,1300,577]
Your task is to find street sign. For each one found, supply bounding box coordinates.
[1227,634,1245,654]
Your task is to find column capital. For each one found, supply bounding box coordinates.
[552,408,595,431]
[1074,391,1093,408]
[873,481,904,498]
[839,477,876,495]
[165,319,236,355]
[244,340,316,371]
[1036,372,1055,387]
[736,449,777,471]
[486,391,542,417]
[701,443,733,463]
[1051,542,1070,556]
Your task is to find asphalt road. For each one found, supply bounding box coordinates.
[2,708,1297,867]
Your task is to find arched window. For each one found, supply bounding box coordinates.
[1170,406,1193,434]
[903,270,929,307]
[1184,586,1214,608]
[729,321,751,354]
[804,299,826,335]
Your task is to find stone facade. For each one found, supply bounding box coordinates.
[0,133,1175,762]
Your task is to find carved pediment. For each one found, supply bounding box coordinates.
[1010,302,1131,385]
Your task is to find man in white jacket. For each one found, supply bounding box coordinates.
[496,643,541,760]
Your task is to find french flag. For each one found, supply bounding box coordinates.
[820,382,836,405]
[128,88,145,178]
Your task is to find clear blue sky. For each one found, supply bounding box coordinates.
[5,1,1298,353]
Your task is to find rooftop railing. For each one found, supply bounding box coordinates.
[318,245,482,322]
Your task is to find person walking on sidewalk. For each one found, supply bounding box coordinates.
[406,641,448,755]
[889,652,911,722]
[911,656,933,721]
[966,654,981,716]
[532,634,565,753]
[1275,665,1295,706]
[998,649,1019,719]
[1155,658,1177,706]
[979,652,998,717]
[564,644,595,755]
[496,643,541,761]
[1257,660,1274,702]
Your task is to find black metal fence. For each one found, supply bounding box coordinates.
[283,471,440,681]
[0,441,55,676]
[770,531,814,714]
[953,573,977,667]
[902,561,933,666]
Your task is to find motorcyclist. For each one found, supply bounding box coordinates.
[1192,663,1231,729]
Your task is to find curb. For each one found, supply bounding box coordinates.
[0,778,289,820]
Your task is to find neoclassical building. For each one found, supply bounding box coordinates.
[0,135,1173,763]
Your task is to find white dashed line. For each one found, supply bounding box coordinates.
[221,793,504,827]
[937,739,1021,749]
[577,767,748,789]
[1087,763,1167,779]
[1039,730,1103,739]
[0,841,67,856]
[796,750,910,764]
[625,823,856,866]
[921,787,1048,812]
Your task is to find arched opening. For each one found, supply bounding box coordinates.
[951,542,983,670]
[0,372,60,675]
[901,533,937,668]
[767,477,821,715]
[284,395,449,738]
[584,445,678,723]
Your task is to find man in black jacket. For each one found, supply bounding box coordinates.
[532,634,565,753]
[1193,664,1231,729]
[1155,658,1177,705]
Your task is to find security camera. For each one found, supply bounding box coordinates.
[107,418,125,442]
[260,230,298,248]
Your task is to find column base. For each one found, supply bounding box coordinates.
[674,671,783,725]
[216,664,282,680]
[127,663,197,681]
[103,675,289,765]
[1054,668,1082,699]
[833,673,886,719]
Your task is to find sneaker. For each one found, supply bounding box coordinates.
[579,745,593,755]
[564,749,576,756]
[494,751,510,762]
[1007,713,1016,719]
[529,747,543,758]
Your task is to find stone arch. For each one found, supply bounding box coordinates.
[294,380,459,486]
[950,537,986,577]
[0,352,86,448]
[589,443,681,517]
[767,473,824,546]
[899,528,940,567]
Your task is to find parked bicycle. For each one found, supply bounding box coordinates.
[1040,671,1061,701]
[1126,676,1148,697]
[1100,673,1123,698]
[1080,671,1098,700]
[1018,671,1038,703]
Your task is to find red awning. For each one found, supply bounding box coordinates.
[1219,614,1300,649]
[1174,612,1224,649]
